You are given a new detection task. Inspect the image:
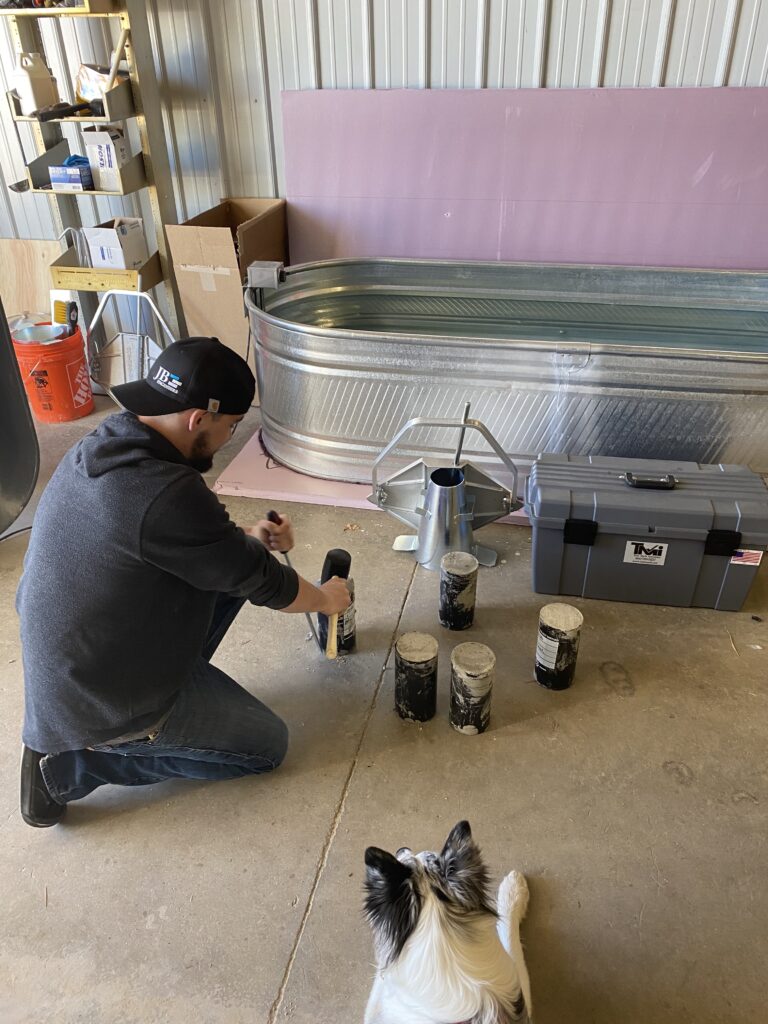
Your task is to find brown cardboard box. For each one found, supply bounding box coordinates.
[166,198,287,359]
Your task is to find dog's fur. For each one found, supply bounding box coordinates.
[364,821,531,1024]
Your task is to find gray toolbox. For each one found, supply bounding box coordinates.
[525,455,768,611]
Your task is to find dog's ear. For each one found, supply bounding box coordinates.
[364,847,421,964]
[440,820,494,913]
[442,819,473,854]
[441,820,478,878]
[364,846,412,885]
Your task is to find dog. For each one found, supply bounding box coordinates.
[363,820,531,1023]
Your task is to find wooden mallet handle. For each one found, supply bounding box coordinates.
[320,549,352,662]
[325,614,339,659]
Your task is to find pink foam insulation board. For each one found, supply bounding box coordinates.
[214,431,529,526]
[283,88,768,270]
[214,433,372,509]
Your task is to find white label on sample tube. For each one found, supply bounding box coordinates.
[536,632,560,670]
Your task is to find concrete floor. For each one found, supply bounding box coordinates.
[1,403,767,1024]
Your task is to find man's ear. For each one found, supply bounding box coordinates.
[187,409,206,432]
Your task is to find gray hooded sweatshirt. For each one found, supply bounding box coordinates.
[17,412,298,753]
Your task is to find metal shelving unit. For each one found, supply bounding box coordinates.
[3,0,183,338]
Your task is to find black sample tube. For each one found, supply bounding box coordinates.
[318,577,356,653]
[439,552,479,631]
[535,603,583,690]
[317,547,356,654]
[449,642,495,735]
[394,632,439,722]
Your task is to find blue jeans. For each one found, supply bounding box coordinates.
[40,595,289,805]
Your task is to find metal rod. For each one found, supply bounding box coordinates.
[105,28,130,94]
[454,402,471,466]
[267,511,323,652]
[88,288,176,358]
[135,275,142,381]
[284,549,323,652]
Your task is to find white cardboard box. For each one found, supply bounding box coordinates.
[83,126,129,192]
[83,218,148,271]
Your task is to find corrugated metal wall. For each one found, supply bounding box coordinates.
[1,0,767,244]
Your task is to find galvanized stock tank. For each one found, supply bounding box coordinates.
[245,259,768,489]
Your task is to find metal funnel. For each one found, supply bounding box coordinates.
[368,409,521,570]
[415,467,474,570]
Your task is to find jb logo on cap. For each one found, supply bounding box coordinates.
[153,367,182,394]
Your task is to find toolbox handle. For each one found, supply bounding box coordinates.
[623,471,677,490]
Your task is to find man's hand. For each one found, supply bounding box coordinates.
[247,513,295,554]
[320,576,352,616]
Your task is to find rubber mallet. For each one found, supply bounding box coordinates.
[320,548,352,660]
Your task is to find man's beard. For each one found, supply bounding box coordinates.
[189,433,214,473]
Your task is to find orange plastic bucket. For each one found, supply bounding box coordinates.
[12,324,94,424]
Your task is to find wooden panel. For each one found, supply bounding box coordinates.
[49,248,163,292]
[0,238,60,315]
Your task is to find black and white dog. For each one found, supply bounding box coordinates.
[364,821,531,1023]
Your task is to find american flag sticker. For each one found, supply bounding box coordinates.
[730,549,764,566]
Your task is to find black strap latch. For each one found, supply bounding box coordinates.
[564,518,598,546]
[704,529,742,557]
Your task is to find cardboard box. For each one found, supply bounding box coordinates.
[49,163,94,192]
[82,218,148,271]
[166,198,287,359]
[83,125,129,191]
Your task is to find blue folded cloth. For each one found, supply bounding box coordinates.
[62,155,91,168]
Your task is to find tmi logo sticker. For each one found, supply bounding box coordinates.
[624,540,668,566]
[153,367,182,394]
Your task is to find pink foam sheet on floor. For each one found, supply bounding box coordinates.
[213,431,373,509]
[213,431,529,526]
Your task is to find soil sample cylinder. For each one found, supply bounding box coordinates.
[318,578,356,654]
[316,548,356,655]
[395,632,439,722]
[535,603,584,690]
[439,552,479,630]
[449,642,495,735]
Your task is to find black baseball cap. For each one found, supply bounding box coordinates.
[112,337,255,417]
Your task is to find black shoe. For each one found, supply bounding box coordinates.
[20,745,66,827]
